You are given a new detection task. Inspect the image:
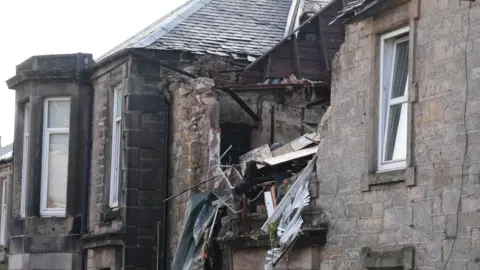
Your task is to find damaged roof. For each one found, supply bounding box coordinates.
[0,143,13,164]
[329,0,403,25]
[98,0,299,61]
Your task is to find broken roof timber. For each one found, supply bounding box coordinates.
[215,87,261,123]
[217,82,327,92]
[240,0,338,75]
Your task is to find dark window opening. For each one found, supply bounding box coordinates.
[220,124,252,165]
[298,32,318,41]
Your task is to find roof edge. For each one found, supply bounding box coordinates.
[134,0,213,48]
[95,0,212,62]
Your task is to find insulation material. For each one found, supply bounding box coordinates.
[212,166,242,213]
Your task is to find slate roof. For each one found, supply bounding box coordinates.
[0,143,13,164]
[97,0,297,62]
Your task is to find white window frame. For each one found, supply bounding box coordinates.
[109,86,123,208]
[0,180,7,245]
[20,102,30,217]
[40,97,71,217]
[378,26,409,172]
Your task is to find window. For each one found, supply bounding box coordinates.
[378,27,409,172]
[20,102,30,217]
[109,86,122,208]
[361,246,414,270]
[0,180,7,245]
[40,98,71,217]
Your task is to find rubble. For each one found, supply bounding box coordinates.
[170,129,322,270]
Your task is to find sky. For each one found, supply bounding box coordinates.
[0,0,187,146]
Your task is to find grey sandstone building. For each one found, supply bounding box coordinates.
[0,142,12,270]
[3,0,480,269]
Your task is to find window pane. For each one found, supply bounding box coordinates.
[115,88,122,118]
[21,103,30,217]
[385,103,407,161]
[47,134,69,208]
[390,40,409,99]
[110,121,122,207]
[48,100,70,128]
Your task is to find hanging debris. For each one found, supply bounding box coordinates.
[261,156,317,269]
[171,130,322,270]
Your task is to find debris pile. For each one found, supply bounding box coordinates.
[169,107,333,270]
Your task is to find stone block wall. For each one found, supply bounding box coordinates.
[232,246,323,270]
[0,163,11,268]
[164,54,228,266]
[316,1,480,269]
[219,89,326,148]
[6,53,92,270]
[87,55,167,270]
[164,53,327,268]
[88,59,126,236]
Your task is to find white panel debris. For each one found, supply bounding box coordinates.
[239,144,273,175]
[264,191,275,218]
[261,156,317,269]
[263,146,318,166]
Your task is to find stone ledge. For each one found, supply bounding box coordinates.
[6,69,91,89]
[10,235,82,254]
[81,232,123,249]
[362,166,416,191]
[217,227,327,249]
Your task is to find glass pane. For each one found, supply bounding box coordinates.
[390,40,409,99]
[48,100,70,128]
[111,121,122,206]
[115,88,122,118]
[47,134,69,209]
[384,103,407,161]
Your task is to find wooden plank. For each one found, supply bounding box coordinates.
[264,146,318,166]
[318,16,330,71]
[264,191,275,218]
[292,36,302,78]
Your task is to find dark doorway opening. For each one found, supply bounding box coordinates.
[220,123,252,165]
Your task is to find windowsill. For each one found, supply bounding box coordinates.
[376,166,406,174]
[40,211,66,218]
[362,166,415,191]
[102,207,121,222]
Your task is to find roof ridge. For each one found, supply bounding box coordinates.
[96,0,212,61]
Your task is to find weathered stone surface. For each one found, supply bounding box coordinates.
[346,202,372,218]
[316,2,480,269]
